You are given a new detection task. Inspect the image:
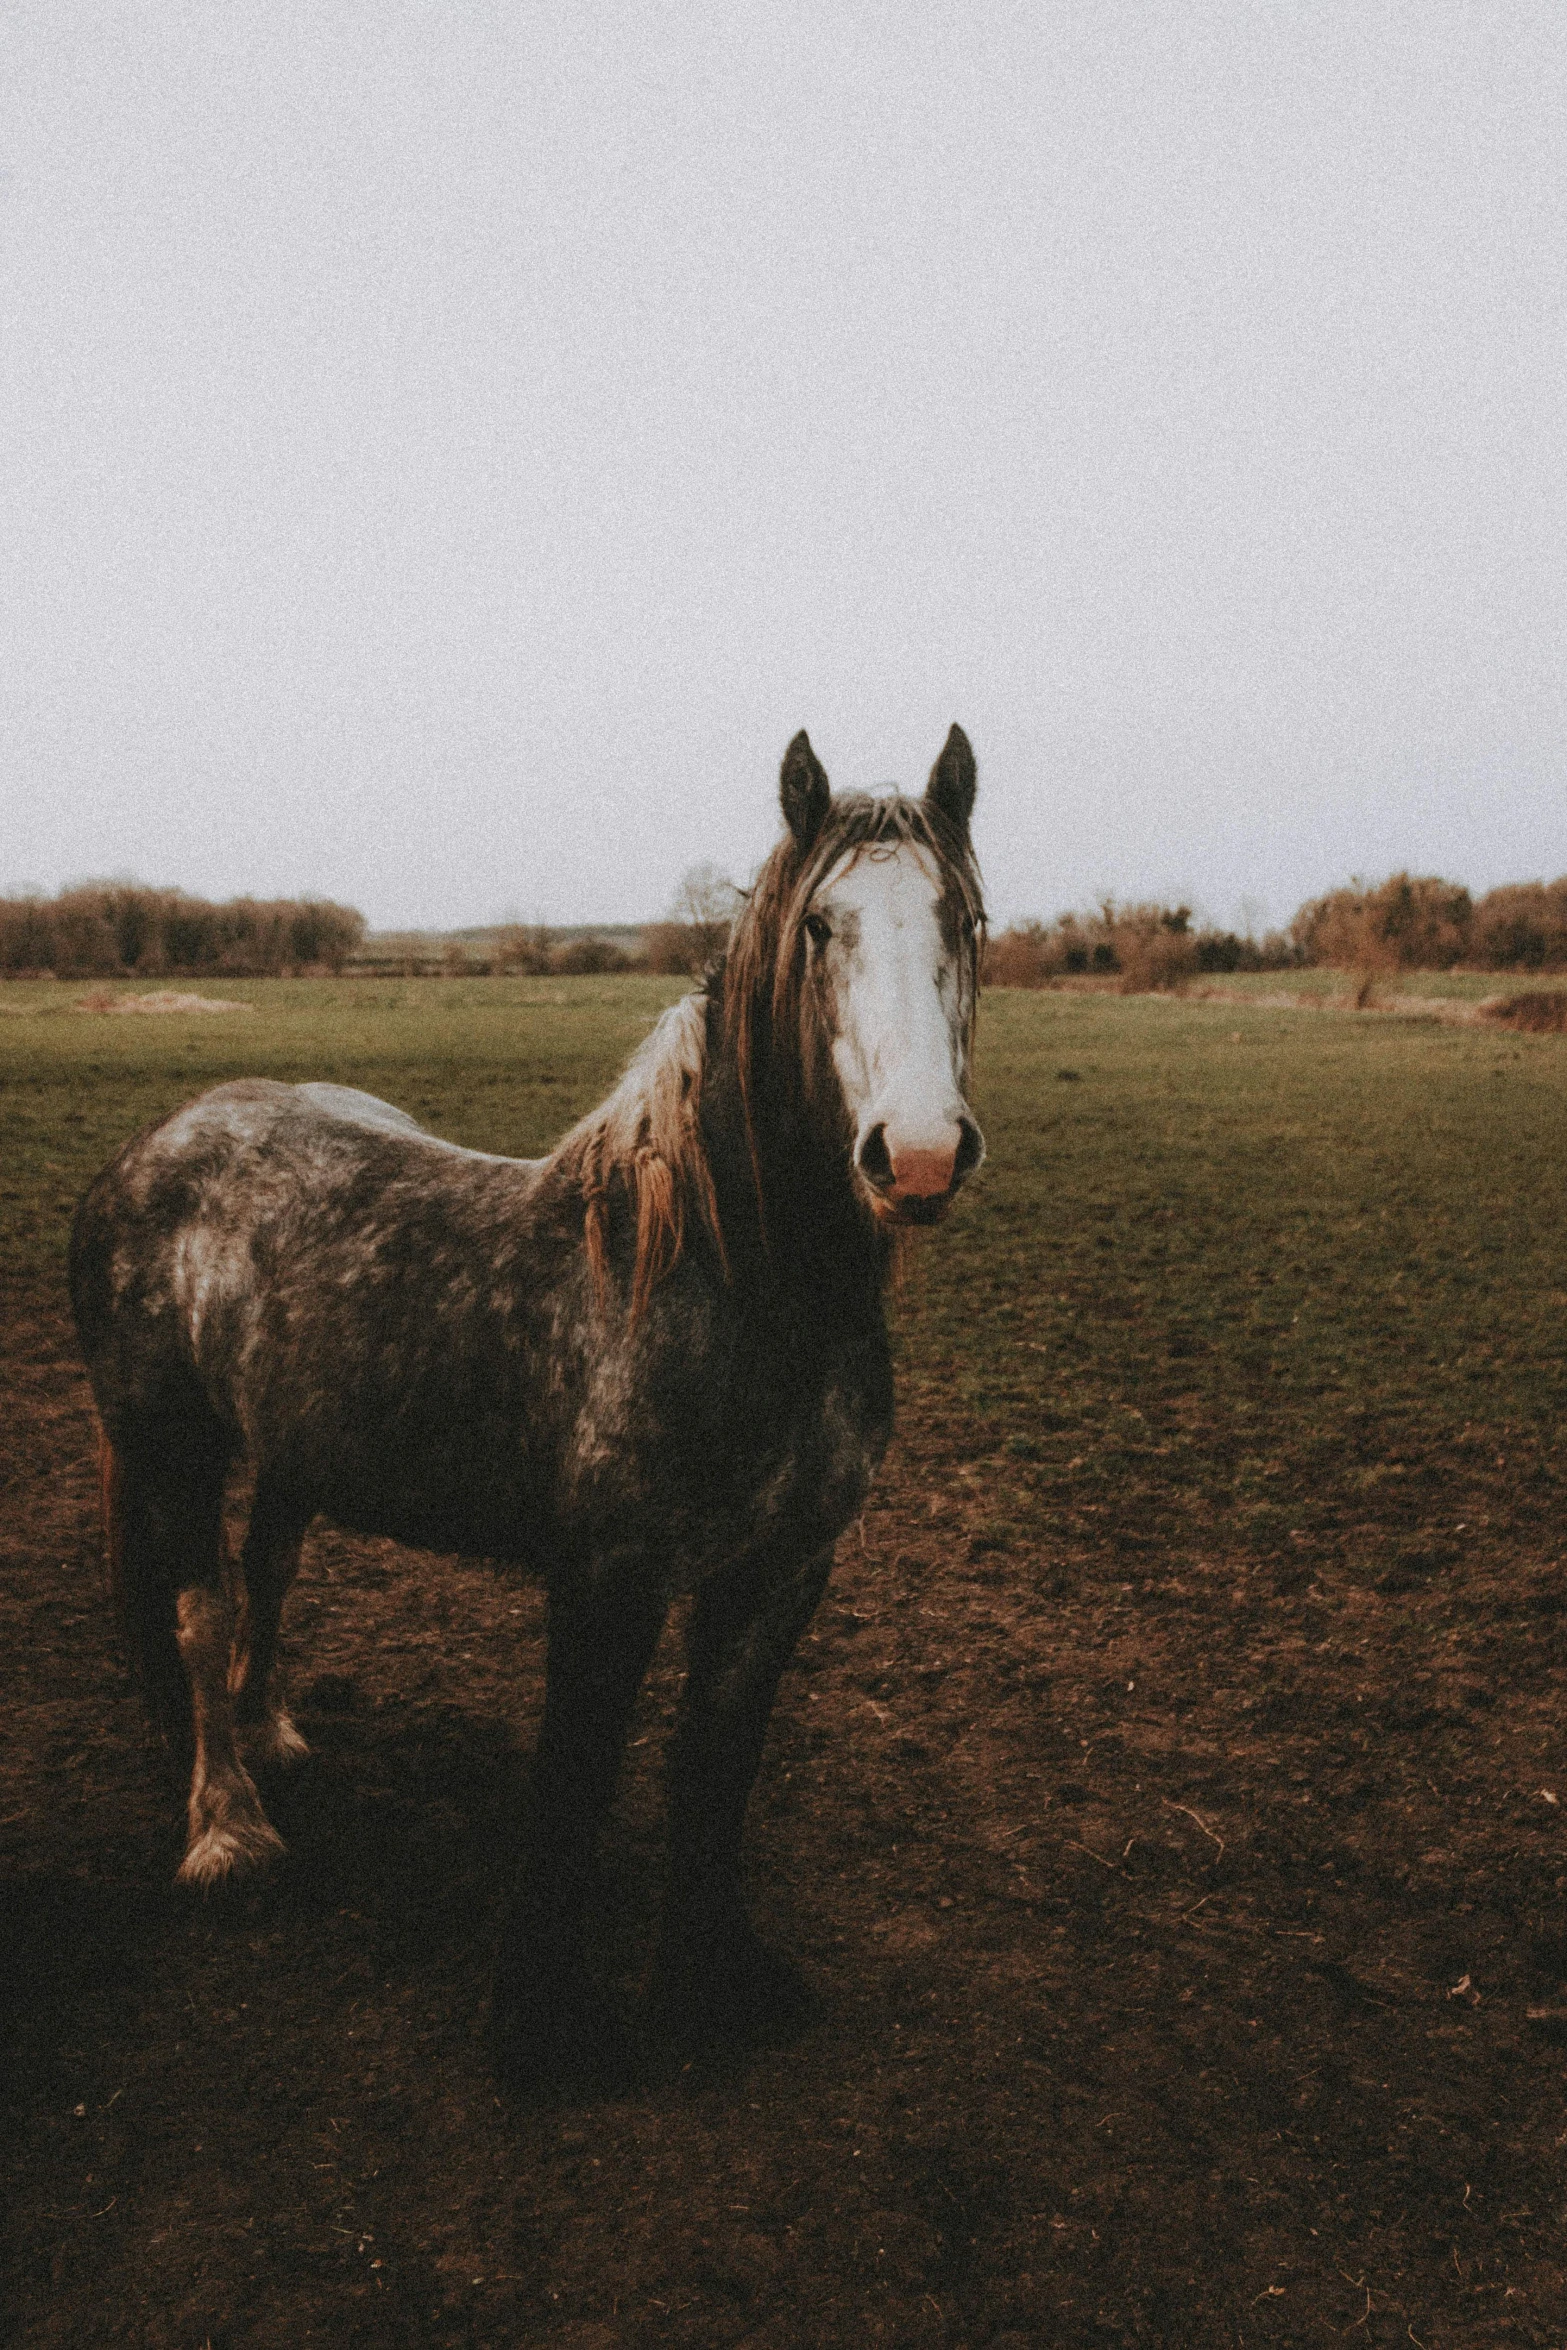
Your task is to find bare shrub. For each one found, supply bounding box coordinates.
[985,903,1217,991]
[642,920,700,977]
[1110,905,1199,994]
[1117,930,1198,993]
[1487,990,1567,1033]
[492,925,555,975]
[1470,880,1567,972]
[1293,875,1472,971]
[0,895,62,976]
[646,863,741,976]
[984,923,1056,988]
[549,937,632,976]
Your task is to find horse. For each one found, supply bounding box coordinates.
[69,724,986,2082]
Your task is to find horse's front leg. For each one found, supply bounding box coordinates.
[493,1560,666,2086]
[655,1543,834,2041]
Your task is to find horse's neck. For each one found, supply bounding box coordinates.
[699,997,887,1318]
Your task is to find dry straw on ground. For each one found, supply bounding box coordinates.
[73,990,251,1016]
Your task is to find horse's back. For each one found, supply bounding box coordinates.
[69,1080,555,1441]
[293,1081,427,1136]
[76,1078,537,1247]
[116,1077,466,1179]
[70,1079,293,1327]
[71,1081,413,1301]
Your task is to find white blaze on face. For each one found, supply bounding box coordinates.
[809,839,981,1218]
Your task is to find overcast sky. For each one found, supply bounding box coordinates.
[3,3,1563,933]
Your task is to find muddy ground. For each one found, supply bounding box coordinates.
[4,1277,1567,2349]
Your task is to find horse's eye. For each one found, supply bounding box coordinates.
[804,913,831,948]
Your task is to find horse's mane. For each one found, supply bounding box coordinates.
[559,992,725,1321]
[561,793,984,1318]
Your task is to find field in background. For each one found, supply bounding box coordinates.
[0,975,687,1285]
[4,976,1567,2347]
[10,971,1564,1486]
[1191,966,1567,1005]
[912,980,1567,1550]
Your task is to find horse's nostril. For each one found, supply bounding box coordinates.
[953,1118,985,1184]
[857,1124,895,1191]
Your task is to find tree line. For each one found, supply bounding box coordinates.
[0,884,366,978]
[987,872,1567,990]
[7,867,1565,986]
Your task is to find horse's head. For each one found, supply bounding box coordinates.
[745,726,986,1228]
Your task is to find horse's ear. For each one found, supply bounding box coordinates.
[780,731,831,852]
[925,723,976,841]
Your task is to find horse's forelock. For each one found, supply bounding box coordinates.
[755,794,984,1052]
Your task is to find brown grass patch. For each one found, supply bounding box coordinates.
[1483,989,1567,1033]
[73,989,251,1015]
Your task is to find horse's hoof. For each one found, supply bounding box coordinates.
[176,1811,286,1888]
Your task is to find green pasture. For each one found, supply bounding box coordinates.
[1195,966,1567,1005]
[0,975,687,1283]
[920,985,1567,1587]
[3,974,1564,1587]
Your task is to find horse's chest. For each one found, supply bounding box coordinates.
[710,1325,892,1562]
[740,1366,888,1542]
[568,1312,892,1577]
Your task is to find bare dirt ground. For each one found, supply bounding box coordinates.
[5,1276,1567,2349]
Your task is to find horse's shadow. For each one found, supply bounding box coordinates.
[266,1686,827,2087]
[260,1685,533,1950]
[3,1674,832,2122]
[1,1870,169,2110]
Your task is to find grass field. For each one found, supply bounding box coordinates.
[0,975,687,1285]
[10,971,1561,1589]
[5,973,1567,2346]
[922,980,1567,1591]
[1193,968,1567,1004]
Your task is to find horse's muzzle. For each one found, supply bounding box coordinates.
[855,1116,985,1222]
